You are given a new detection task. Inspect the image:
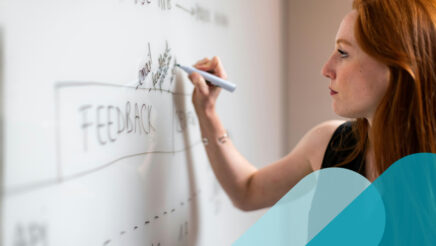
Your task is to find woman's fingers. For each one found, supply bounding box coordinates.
[188,57,224,113]
[195,56,227,79]
[189,72,209,95]
[188,56,225,99]
[195,57,210,67]
[210,56,228,79]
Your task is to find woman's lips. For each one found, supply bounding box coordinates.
[330,88,338,95]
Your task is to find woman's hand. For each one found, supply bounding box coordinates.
[188,56,227,116]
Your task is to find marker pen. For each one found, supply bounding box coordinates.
[177,64,237,92]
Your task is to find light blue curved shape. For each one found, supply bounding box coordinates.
[232,168,375,246]
[307,182,385,245]
[234,153,436,246]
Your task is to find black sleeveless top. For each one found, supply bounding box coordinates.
[321,121,366,175]
[307,121,367,241]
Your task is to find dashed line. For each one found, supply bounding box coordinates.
[175,3,195,15]
[101,190,200,245]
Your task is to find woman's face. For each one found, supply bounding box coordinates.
[322,10,390,122]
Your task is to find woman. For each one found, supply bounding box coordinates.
[188,0,436,211]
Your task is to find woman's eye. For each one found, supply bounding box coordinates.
[337,49,348,58]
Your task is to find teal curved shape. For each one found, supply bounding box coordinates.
[233,167,379,245]
[375,153,436,245]
[309,153,436,245]
[307,181,385,245]
[233,153,436,246]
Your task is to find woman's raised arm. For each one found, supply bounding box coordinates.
[188,56,343,210]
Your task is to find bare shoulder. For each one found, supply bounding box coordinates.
[295,120,346,171]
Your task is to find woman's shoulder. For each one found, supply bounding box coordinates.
[305,120,348,146]
[312,120,348,134]
[297,120,347,171]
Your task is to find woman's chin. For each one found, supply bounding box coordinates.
[335,110,364,119]
[332,104,360,119]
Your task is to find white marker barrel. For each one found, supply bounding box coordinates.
[177,64,237,92]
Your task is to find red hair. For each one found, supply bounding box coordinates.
[340,0,436,174]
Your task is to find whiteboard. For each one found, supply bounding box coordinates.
[0,0,285,245]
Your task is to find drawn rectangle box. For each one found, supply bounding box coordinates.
[55,82,175,179]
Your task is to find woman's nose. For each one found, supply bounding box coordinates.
[321,56,336,80]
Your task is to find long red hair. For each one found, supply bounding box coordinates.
[340,0,436,174]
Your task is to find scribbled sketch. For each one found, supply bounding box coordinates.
[137,43,153,90]
[152,41,173,91]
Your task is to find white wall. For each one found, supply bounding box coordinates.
[0,1,284,245]
[287,0,352,149]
